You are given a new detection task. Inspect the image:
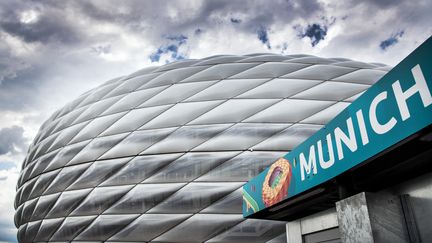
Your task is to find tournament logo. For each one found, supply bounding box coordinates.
[262,158,292,207]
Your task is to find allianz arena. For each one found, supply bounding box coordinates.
[14,54,390,243]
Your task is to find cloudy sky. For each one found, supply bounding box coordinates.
[0,0,431,241]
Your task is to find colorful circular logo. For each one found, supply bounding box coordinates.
[262,158,292,207]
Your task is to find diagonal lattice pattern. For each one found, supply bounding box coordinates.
[15,53,390,243]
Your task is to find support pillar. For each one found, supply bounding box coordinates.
[336,192,411,243]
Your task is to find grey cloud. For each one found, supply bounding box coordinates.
[230,18,241,24]
[44,0,324,44]
[91,44,112,55]
[217,0,321,30]
[0,0,325,56]
[339,0,430,28]
[0,17,80,44]
[344,0,405,8]
[69,1,161,24]
[0,2,83,45]
[0,54,28,84]
[194,28,203,35]
[0,126,27,155]
[0,62,41,112]
[0,1,85,113]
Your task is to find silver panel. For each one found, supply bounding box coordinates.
[67,158,130,190]
[74,214,139,241]
[30,151,57,179]
[302,102,350,124]
[141,124,231,154]
[292,81,368,101]
[71,96,123,125]
[253,124,322,151]
[201,188,243,214]
[69,112,126,144]
[30,193,60,221]
[240,54,291,62]
[141,81,215,106]
[46,188,92,218]
[28,169,59,200]
[103,72,161,98]
[189,99,278,125]
[237,78,320,99]
[282,65,355,80]
[153,214,244,242]
[196,151,286,182]
[22,220,41,243]
[140,66,209,89]
[67,133,128,165]
[101,86,167,115]
[104,183,185,214]
[70,185,133,216]
[193,123,289,151]
[33,218,65,241]
[108,214,191,241]
[47,122,89,151]
[289,56,336,64]
[332,69,387,84]
[244,99,333,123]
[206,218,286,243]
[100,127,177,159]
[100,154,183,186]
[44,140,90,171]
[185,78,268,101]
[140,101,223,129]
[44,163,91,194]
[231,62,309,79]
[192,55,245,65]
[145,152,238,183]
[181,63,259,82]
[49,216,96,241]
[154,59,199,72]
[101,105,172,135]
[148,182,243,213]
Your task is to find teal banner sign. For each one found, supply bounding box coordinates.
[243,36,432,217]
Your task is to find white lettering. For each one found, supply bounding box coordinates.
[300,145,317,181]
[356,109,369,145]
[334,117,357,160]
[317,134,335,169]
[369,91,397,134]
[392,64,432,121]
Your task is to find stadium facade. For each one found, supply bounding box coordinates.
[16,52,428,243]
